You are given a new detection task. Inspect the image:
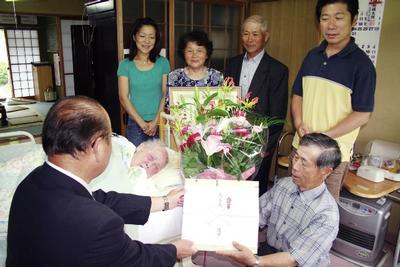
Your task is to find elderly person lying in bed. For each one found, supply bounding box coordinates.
[131,139,169,178]
[89,134,181,195]
[88,134,184,245]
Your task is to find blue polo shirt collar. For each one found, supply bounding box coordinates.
[317,37,357,58]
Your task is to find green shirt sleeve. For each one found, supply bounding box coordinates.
[117,59,129,77]
[160,57,171,75]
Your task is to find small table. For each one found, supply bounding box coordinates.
[343,171,400,267]
[344,171,400,198]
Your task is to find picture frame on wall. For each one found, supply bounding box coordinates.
[168,86,241,108]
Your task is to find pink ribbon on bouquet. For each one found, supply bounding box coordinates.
[193,166,256,180]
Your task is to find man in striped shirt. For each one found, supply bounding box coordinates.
[218,133,341,267]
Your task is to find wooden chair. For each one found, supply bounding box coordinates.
[159,111,180,151]
[272,131,294,185]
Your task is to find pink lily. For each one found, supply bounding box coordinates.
[252,125,264,133]
[201,135,231,156]
[194,167,236,180]
[230,116,251,127]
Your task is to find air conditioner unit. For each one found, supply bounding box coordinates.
[331,189,392,266]
[85,0,115,24]
[85,0,114,15]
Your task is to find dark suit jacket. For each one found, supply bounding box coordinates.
[7,163,176,267]
[225,52,288,153]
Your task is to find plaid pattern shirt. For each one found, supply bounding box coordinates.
[259,177,339,267]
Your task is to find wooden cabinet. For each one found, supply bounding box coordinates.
[32,64,53,101]
[172,0,245,71]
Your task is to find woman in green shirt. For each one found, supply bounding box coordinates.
[118,17,170,146]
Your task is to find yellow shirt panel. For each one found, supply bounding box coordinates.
[293,76,360,161]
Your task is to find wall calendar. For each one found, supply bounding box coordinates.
[352,0,385,66]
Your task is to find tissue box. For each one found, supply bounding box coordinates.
[357,166,385,183]
[385,171,400,182]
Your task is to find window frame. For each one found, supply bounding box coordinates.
[5,27,41,98]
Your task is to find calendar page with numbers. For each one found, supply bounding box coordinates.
[352,0,385,66]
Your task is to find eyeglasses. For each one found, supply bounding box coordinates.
[291,153,316,170]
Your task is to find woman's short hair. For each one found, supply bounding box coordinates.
[177,30,213,64]
[128,17,162,63]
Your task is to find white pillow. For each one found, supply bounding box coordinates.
[150,148,183,195]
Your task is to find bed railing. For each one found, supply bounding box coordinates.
[0,131,36,145]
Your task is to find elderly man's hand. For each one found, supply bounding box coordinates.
[172,239,197,260]
[216,241,257,266]
[166,187,185,209]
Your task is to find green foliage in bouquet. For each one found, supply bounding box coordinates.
[170,77,284,180]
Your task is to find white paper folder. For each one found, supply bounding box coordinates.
[181,178,259,253]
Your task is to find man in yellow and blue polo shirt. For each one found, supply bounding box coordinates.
[291,0,376,201]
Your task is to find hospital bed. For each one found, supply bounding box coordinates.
[0,131,184,266]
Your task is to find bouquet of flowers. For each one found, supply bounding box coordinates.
[170,77,284,180]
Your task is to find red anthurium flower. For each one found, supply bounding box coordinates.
[235,128,250,138]
[187,132,201,148]
[179,143,187,152]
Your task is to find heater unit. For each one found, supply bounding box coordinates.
[331,189,392,266]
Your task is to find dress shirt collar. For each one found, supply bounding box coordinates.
[291,180,327,202]
[244,49,265,64]
[46,160,93,196]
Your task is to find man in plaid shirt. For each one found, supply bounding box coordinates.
[218,133,341,266]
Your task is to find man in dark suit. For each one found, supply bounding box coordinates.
[7,96,195,267]
[225,15,288,196]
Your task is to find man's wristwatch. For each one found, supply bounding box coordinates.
[162,196,169,211]
[253,254,260,267]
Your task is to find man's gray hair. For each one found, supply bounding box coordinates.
[242,15,268,33]
[299,133,341,169]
